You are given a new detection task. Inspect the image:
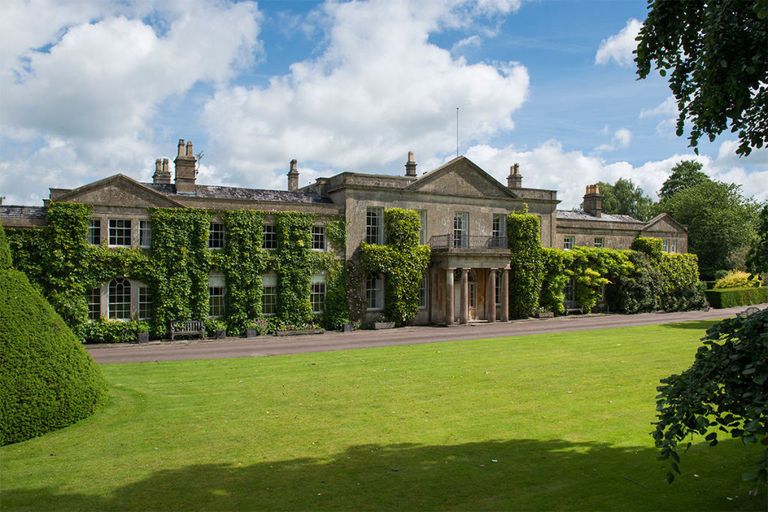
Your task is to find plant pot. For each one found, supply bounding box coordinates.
[245,328,258,338]
[215,329,226,339]
[536,311,554,319]
[343,323,355,333]
[374,321,395,330]
[137,332,149,343]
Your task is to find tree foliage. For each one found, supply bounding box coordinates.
[655,180,759,276]
[507,211,543,318]
[652,307,768,490]
[747,203,768,275]
[595,178,654,221]
[658,161,711,200]
[636,0,768,156]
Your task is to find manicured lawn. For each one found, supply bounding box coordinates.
[1,322,764,511]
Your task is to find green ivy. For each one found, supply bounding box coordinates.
[360,208,430,326]
[631,236,664,260]
[539,248,571,315]
[274,212,315,326]
[507,211,543,318]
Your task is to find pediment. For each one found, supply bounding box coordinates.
[55,174,183,208]
[642,213,687,234]
[407,156,516,199]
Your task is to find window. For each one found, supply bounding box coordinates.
[563,236,575,250]
[263,224,277,249]
[663,239,677,253]
[109,219,131,246]
[108,278,131,320]
[311,274,326,314]
[262,274,277,315]
[312,225,326,250]
[366,207,383,244]
[139,220,151,248]
[88,220,101,245]
[453,212,469,248]
[594,237,604,248]
[419,273,428,309]
[492,214,506,248]
[366,273,384,310]
[208,273,226,317]
[88,287,101,320]
[418,210,428,244]
[209,223,224,249]
[138,285,152,320]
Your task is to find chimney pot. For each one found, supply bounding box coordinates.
[288,159,299,192]
[405,151,417,177]
[583,183,604,217]
[177,139,185,157]
[174,138,197,193]
[507,163,523,189]
[186,141,194,157]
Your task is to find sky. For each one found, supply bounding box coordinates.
[1,0,766,209]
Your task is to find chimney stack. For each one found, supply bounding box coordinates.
[507,163,522,189]
[583,184,603,217]
[288,159,299,192]
[152,157,172,185]
[405,151,417,177]
[174,138,197,194]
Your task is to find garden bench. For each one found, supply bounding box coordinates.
[564,300,583,315]
[169,320,206,341]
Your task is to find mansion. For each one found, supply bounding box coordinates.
[1,139,688,326]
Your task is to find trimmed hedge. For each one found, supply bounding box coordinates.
[507,211,543,318]
[631,236,663,260]
[704,286,768,309]
[0,267,107,445]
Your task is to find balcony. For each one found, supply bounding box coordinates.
[429,234,508,252]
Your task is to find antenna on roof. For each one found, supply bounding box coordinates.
[195,151,205,174]
[456,107,459,157]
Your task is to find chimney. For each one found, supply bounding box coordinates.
[583,184,603,217]
[174,138,197,194]
[507,163,522,189]
[288,159,299,192]
[405,151,417,177]
[152,158,172,185]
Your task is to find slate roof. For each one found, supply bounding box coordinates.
[0,206,46,219]
[144,183,333,204]
[556,210,642,223]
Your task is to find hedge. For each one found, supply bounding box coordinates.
[704,286,768,309]
[0,266,107,445]
[507,211,543,318]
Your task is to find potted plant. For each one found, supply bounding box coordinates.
[373,315,395,330]
[136,321,151,343]
[206,319,227,339]
[536,307,554,319]
[245,320,259,338]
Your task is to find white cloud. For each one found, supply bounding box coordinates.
[451,35,482,55]
[201,0,529,188]
[595,18,642,67]
[594,128,632,153]
[640,95,678,135]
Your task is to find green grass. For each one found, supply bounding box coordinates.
[1,322,765,511]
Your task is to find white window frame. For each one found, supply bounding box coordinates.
[262,273,277,315]
[139,220,151,248]
[108,219,132,247]
[492,214,506,248]
[88,219,101,245]
[365,207,384,245]
[137,285,152,320]
[108,278,132,320]
[366,273,384,311]
[209,222,225,250]
[563,236,575,250]
[312,225,326,251]
[88,287,101,320]
[311,274,326,314]
[453,212,469,248]
[594,237,604,249]
[208,273,226,317]
[263,224,277,250]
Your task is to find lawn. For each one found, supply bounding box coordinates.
[1,322,764,511]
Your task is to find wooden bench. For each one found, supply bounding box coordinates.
[564,300,583,315]
[170,320,206,341]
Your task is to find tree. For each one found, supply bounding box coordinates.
[595,178,654,221]
[652,307,767,490]
[747,203,768,275]
[655,180,759,276]
[635,0,768,156]
[658,160,710,200]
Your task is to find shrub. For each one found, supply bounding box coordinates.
[631,237,663,260]
[0,267,107,445]
[0,223,11,270]
[608,251,662,314]
[82,319,151,344]
[657,253,708,311]
[507,212,543,318]
[713,270,761,289]
[705,287,768,309]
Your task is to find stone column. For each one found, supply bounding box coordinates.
[487,269,497,322]
[445,268,455,326]
[460,268,469,324]
[500,267,510,322]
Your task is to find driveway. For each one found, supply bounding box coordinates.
[85,304,766,364]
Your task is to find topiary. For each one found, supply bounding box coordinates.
[0,223,107,445]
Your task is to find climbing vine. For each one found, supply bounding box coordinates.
[507,210,543,318]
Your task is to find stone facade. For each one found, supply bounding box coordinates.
[0,138,688,326]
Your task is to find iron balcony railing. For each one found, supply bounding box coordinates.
[429,234,508,251]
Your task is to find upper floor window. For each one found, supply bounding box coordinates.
[366,273,384,310]
[563,236,575,250]
[263,224,277,249]
[418,210,428,244]
[209,223,224,249]
[88,219,101,245]
[492,214,506,248]
[311,274,326,314]
[366,207,384,244]
[109,219,131,247]
[312,225,326,250]
[594,237,604,248]
[208,273,226,317]
[262,273,277,315]
[139,220,151,248]
[453,212,469,248]
[108,278,131,320]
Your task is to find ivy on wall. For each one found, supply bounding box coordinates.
[360,208,431,326]
[507,210,544,318]
[274,212,315,327]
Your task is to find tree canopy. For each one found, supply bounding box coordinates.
[658,160,711,200]
[635,0,768,156]
[747,203,768,275]
[655,180,759,276]
[595,178,654,221]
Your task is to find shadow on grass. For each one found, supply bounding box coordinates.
[662,320,719,331]
[2,438,763,511]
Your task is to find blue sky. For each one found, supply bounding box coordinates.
[1,0,765,209]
